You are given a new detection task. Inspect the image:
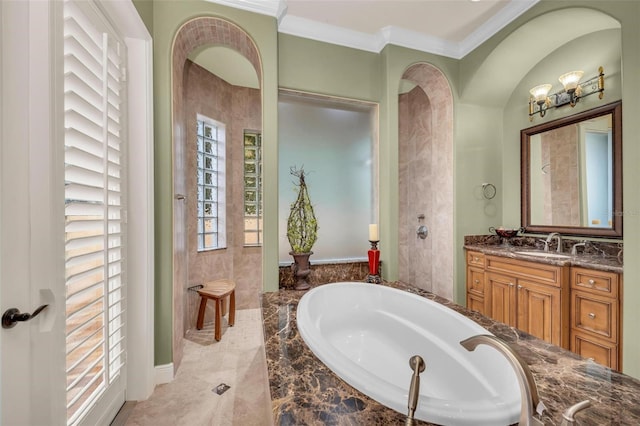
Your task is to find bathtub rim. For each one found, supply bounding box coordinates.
[296,281,521,425]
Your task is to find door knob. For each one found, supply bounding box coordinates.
[2,305,48,329]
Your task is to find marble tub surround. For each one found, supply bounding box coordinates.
[464,235,623,273]
[262,281,640,425]
[278,261,370,289]
[263,286,429,425]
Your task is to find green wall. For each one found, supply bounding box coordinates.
[138,0,278,366]
[278,36,461,284]
[278,34,381,102]
[460,0,640,378]
[137,0,640,379]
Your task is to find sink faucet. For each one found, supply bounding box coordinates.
[571,241,587,255]
[545,232,563,253]
[460,334,546,426]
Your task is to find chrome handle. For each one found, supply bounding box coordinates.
[2,305,49,329]
[416,225,428,240]
[588,313,596,319]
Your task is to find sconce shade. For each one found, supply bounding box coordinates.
[558,70,584,92]
[529,67,604,121]
[529,84,552,104]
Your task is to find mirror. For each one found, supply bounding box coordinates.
[521,101,622,237]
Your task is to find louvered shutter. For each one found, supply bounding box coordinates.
[63,0,126,423]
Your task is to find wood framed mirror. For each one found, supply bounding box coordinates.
[521,101,622,238]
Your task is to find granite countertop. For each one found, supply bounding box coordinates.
[262,281,640,425]
[464,235,623,273]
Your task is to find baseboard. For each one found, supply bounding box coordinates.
[155,363,174,385]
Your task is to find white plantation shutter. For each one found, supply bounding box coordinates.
[63,0,127,424]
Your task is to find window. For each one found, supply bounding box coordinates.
[197,115,226,251]
[243,130,262,246]
[63,0,126,423]
[278,92,376,262]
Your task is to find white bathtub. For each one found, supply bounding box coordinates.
[296,282,521,426]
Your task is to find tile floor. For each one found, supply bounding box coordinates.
[124,309,274,426]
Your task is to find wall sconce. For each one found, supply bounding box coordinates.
[528,67,604,121]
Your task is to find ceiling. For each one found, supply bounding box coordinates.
[193,0,541,87]
[205,0,539,58]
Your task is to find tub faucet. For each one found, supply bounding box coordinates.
[405,355,425,426]
[560,400,591,426]
[545,232,563,253]
[460,334,546,426]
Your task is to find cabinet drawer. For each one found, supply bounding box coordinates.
[467,251,485,267]
[571,332,619,371]
[572,291,618,341]
[571,267,619,298]
[466,293,487,316]
[486,255,564,287]
[467,268,485,296]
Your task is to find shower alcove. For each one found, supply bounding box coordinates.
[171,17,263,370]
[398,63,454,299]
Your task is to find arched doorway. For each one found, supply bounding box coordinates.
[171,17,263,370]
[398,63,454,299]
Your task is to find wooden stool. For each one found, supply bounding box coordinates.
[196,279,236,341]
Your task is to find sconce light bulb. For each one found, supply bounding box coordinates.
[559,70,584,91]
[529,84,552,104]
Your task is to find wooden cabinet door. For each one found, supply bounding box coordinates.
[517,279,562,346]
[487,272,516,327]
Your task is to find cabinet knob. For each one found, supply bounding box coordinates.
[588,279,595,286]
[517,284,523,289]
[509,282,515,287]
[474,257,479,262]
[474,279,480,284]
[588,312,596,319]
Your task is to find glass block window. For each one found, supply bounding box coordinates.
[197,115,226,251]
[243,130,262,246]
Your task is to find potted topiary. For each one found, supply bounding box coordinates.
[286,166,318,290]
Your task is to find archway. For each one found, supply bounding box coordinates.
[398,63,454,299]
[171,17,262,370]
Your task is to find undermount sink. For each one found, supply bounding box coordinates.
[514,251,572,259]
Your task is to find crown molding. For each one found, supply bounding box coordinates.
[278,15,382,53]
[204,0,287,19]
[458,0,539,59]
[205,0,540,59]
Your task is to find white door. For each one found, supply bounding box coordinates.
[1,1,134,424]
[1,1,67,424]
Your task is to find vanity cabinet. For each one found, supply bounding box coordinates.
[570,267,622,371]
[484,255,570,348]
[465,249,624,370]
[465,251,488,316]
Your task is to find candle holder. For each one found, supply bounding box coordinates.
[366,240,381,284]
